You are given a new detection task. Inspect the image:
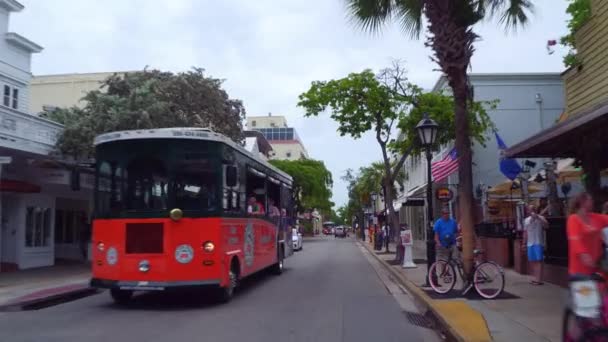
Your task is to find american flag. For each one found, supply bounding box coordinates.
[431,148,459,182]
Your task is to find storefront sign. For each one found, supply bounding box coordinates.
[435,187,454,202]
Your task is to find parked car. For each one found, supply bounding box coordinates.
[292,228,303,251]
[322,227,332,235]
[334,226,347,238]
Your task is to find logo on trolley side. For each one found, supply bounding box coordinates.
[244,222,255,266]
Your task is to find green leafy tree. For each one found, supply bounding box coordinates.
[42,68,246,160]
[299,67,415,246]
[560,0,592,67]
[345,0,532,274]
[269,159,334,215]
[336,206,348,225]
[299,64,493,252]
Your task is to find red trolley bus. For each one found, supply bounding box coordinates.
[90,128,295,304]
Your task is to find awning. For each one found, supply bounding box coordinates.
[487,179,543,197]
[406,185,426,198]
[0,179,41,193]
[505,100,608,159]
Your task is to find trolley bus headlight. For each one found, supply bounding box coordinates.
[203,241,215,253]
[170,208,183,221]
[97,242,105,252]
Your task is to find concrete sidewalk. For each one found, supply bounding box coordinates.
[0,262,93,310]
[368,240,564,341]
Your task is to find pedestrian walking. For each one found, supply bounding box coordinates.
[523,204,548,285]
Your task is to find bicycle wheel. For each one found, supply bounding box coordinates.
[429,260,456,294]
[473,261,505,299]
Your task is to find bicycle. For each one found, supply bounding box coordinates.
[563,273,608,342]
[428,245,505,299]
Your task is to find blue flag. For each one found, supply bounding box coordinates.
[495,131,522,180]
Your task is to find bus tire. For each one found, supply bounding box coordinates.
[218,260,239,303]
[272,246,284,275]
[110,289,133,305]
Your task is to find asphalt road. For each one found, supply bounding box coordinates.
[0,236,438,342]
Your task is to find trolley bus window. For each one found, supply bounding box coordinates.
[97,162,112,216]
[173,159,218,211]
[125,158,168,211]
[246,167,266,215]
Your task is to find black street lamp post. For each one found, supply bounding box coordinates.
[416,113,439,286]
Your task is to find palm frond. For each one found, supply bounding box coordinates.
[483,0,534,31]
[394,0,424,39]
[345,0,396,33]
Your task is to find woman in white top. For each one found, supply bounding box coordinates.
[523,205,548,285]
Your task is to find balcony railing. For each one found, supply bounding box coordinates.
[0,105,63,155]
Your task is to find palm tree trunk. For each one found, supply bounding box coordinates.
[453,80,476,277]
[425,0,477,277]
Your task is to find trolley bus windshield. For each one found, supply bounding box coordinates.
[95,139,220,218]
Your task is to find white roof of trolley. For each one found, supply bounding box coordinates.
[94,127,292,183]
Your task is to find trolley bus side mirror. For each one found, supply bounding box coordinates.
[225,166,238,188]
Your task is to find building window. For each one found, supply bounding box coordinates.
[2,85,19,110]
[251,120,256,127]
[286,151,292,158]
[12,88,18,109]
[3,85,9,107]
[25,207,52,248]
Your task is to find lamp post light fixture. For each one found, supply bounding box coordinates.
[415,113,439,286]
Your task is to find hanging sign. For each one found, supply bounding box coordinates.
[435,187,454,203]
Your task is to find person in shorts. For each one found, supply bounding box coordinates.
[434,208,459,261]
[523,204,548,285]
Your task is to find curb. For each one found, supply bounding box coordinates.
[359,241,492,342]
[0,285,100,312]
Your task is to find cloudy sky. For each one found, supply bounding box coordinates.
[13,0,570,207]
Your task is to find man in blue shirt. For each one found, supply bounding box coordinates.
[434,208,459,260]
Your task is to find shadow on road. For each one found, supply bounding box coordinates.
[100,267,292,311]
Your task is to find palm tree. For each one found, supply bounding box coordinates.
[346,0,533,275]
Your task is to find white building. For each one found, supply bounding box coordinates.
[399,73,565,241]
[246,114,309,160]
[0,0,93,271]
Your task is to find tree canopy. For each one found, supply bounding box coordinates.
[42,68,246,159]
[269,159,334,214]
[396,91,497,155]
